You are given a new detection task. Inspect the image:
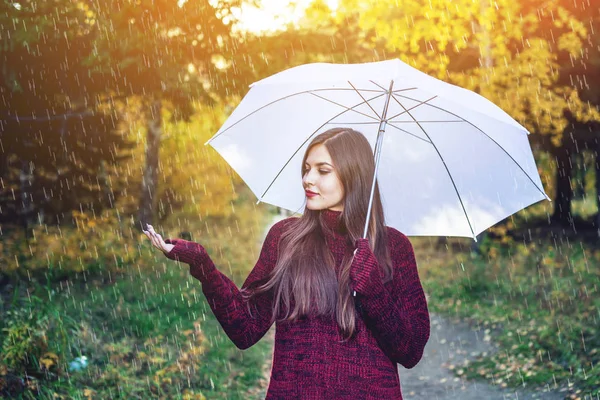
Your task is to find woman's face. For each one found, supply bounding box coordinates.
[302,144,344,212]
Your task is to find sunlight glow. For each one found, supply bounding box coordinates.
[231,0,340,34]
[177,0,339,34]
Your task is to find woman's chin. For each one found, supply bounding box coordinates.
[306,202,326,211]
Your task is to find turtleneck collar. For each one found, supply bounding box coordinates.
[321,208,344,234]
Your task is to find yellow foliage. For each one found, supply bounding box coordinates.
[1,207,136,279]
[158,103,241,220]
[83,388,95,400]
[39,352,59,371]
[182,390,207,400]
[336,0,600,141]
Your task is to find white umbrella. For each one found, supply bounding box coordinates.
[204,59,551,242]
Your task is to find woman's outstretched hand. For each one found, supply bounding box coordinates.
[143,224,174,256]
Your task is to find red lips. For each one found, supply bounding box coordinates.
[305,190,319,198]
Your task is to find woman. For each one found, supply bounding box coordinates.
[143,128,430,399]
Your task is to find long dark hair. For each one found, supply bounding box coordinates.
[241,127,393,341]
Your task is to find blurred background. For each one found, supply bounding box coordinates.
[0,0,598,398]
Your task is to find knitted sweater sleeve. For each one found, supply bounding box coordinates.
[163,218,288,350]
[349,229,430,369]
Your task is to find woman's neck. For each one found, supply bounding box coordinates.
[321,208,344,233]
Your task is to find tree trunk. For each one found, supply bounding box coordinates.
[19,158,35,240]
[573,152,586,200]
[138,99,162,230]
[552,144,574,226]
[99,159,113,209]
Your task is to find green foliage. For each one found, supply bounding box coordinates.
[0,0,94,99]
[0,186,276,398]
[223,0,376,93]
[1,305,49,375]
[83,0,243,118]
[0,1,136,226]
[421,234,600,398]
[0,290,76,384]
[0,102,244,283]
[0,208,135,282]
[457,258,495,300]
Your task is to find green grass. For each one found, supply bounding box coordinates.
[417,231,600,399]
[1,201,279,399]
[3,185,599,399]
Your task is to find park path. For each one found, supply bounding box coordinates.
[246,213,566,399]
[400,313,564,399]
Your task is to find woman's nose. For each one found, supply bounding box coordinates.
[303,170,316,186]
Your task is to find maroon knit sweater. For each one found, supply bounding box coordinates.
[164,209,430,399]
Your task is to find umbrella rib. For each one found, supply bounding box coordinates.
[385,95,438,122]
[392,92,549,201]
[309,92,380,121]
[386,123,432,144]
[388,120,463,123]
[327,122,381,125]
[206,87,386,145]
[347,81,382,120]
[370,80,387,91]
[258,92,388,201]
[390,95,477,239]
[370,80,418,94]
[392,88,420,93]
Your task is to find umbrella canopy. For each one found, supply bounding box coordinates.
[205,59,550,241]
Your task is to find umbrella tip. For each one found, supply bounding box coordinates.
[473,235,478,243]
[256,199,261,205]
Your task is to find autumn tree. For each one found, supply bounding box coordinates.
[84,0,244,228]
[335,0,600,229]
[541,1,600,228]
[0,0,133,237]
[215,0,376,99]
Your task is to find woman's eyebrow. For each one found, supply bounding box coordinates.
[304,162,333,167]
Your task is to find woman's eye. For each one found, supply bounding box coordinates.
[303,168,329,174]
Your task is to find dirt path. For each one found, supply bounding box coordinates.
[400,313,564,399]
[248,213,567,399]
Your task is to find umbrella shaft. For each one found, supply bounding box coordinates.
[363,81,394,240]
